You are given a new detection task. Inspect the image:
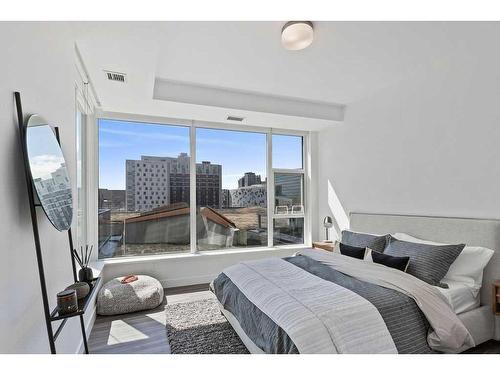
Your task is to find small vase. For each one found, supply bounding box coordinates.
[78,267,94,284]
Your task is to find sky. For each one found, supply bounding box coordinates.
[99,119,302,190]
[27,125,66,180]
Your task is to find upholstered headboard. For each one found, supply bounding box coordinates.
[350,212,500,306]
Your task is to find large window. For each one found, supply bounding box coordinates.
[98,119,190,259]
[195,128,267,251]
[97,119,307,259]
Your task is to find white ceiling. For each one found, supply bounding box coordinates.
[73,21,496,130]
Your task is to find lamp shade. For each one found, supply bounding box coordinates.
[281,21,314,51]
[323,216,333,228]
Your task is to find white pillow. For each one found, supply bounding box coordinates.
[392,232,494,294]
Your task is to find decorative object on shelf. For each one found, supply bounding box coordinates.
[323,216,334,241]
[78,267,94,284]
[50,277,101,322]
[121,275,138,284]
[65,282,90,300]
[57,289,78,316]
[73,245,94,283]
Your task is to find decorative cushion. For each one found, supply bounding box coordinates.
[365,248,410,272]
[339,243,367,259]
[392,232,494,293]
[341,230,388,253]
[97,275,164,316]
[384,235,465,287]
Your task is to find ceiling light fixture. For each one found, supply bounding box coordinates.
[281,21,314,51]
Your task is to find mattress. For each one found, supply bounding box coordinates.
[435,281,479,315]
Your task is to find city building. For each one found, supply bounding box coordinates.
[98,189,126,211]
[238,172,262,188]
[275,174,302,207]
[229,184,267,207]
[125,153,222,212]
[222,189,232,208]
[196,160,222,208]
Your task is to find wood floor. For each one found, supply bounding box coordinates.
[88,284,212,354]
[88,283,500,354]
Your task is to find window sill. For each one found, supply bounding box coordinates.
[92,244,309,267]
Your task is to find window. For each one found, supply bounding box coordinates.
[195,128,267,251]
[272,134,303,169]
[271,134,305,245]
[97,118,307,258]
[98,119,190,259]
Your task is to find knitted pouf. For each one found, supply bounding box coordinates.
[97,275,164,316]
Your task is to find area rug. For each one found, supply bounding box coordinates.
[165,298,249,354]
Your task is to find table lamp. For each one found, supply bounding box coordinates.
[323,216,333,242]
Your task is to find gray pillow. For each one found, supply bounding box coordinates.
[341,230,388,253]
[384,235,465,288]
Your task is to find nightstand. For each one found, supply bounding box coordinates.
[493,281,500,316]
[312,241,336,252]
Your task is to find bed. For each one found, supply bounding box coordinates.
[210,213,500,354]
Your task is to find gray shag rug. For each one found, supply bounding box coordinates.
[165,298,250,354]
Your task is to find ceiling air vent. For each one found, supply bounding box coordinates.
[104,71,126,83]
[227,115,244,122]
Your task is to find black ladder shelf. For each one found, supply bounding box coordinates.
[15,91,100,354]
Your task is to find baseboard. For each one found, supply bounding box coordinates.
[158,274,218,288]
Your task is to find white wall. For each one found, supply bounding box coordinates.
[317,24,500,239]
[0,22,92,353]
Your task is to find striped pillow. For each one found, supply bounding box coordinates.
[341,230,388,253]
[384,235,465,287]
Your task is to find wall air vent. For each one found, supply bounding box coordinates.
[227,115,244,122]
[104,71,126,83]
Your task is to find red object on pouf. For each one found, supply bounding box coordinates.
[121,275,138,284]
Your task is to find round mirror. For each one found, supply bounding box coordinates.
[25,115,73,231]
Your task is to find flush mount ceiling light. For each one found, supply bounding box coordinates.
[281,21,314,51]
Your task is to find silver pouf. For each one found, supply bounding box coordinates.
[97,275,164,316]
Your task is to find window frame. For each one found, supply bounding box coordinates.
[75,105,87,251]
[92,111,311,259]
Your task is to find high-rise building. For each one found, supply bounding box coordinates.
[196,161,222,208]
[222,189,232,208]
[125,154,222,212]
[238,172,262,188]
[274,174,302,207]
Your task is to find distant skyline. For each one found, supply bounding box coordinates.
[99,119,302,190]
